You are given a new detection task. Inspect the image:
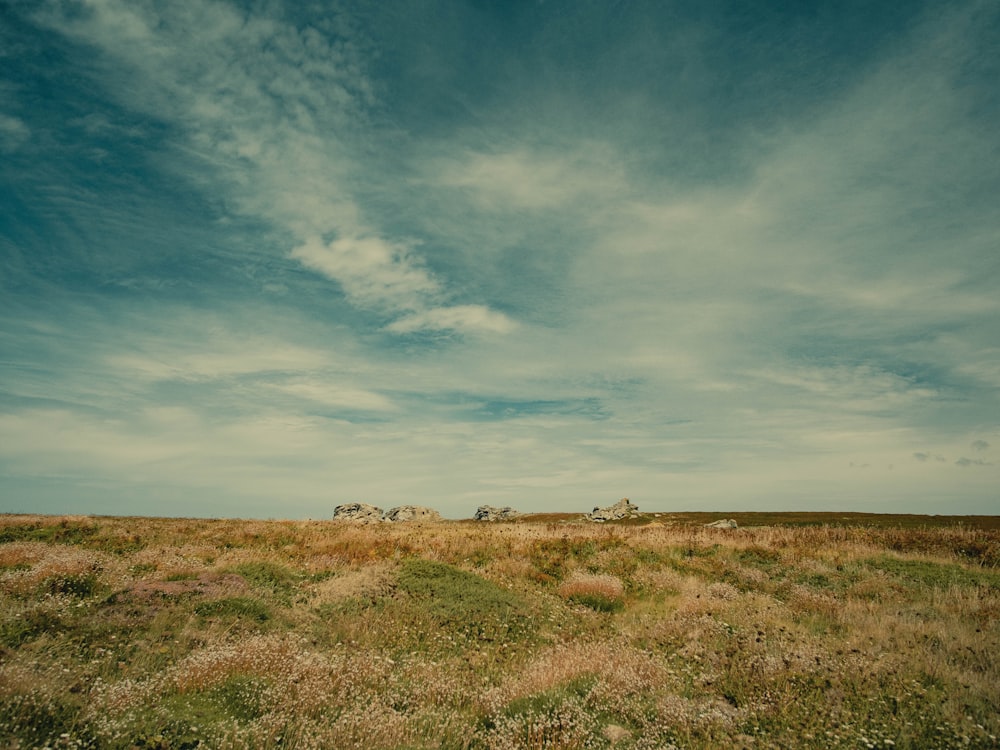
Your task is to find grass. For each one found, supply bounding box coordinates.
[194,597,272,622]
[0,512,998,749]
[557,572,626,612]
[395,559,537,643]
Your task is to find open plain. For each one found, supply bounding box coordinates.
[1,512,998,749]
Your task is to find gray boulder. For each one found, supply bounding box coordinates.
[704,518,738,529]
[474,505,521,522]
[383,505,442,523]
[333,503,384,523]
[586,498,640,522]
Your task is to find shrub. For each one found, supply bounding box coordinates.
[557,572,625,612]
[44,571,101,598]
[396,559,536,642]
[224,560,302,605]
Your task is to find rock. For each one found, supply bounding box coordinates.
[383,505,441,523]
[473,505,521,522]
[334,503,443,523]
[586,498,640,522]
[332,503,384,523]
[704,518,738,529]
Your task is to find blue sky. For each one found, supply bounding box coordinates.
[1,0,998,518]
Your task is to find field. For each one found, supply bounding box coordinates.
[1,512,998,749]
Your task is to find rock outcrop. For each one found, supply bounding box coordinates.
[332,502,384,523]
[586,498,640,522]
[382,505,442,523]
[473,505,521,522]
[333,503,442,523]
[704,518,738,529]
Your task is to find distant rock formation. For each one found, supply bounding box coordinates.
[332,503,385,523]
[474,505,521,522]
[333,503,442,523]
[586,498,640,522]
[382,505,442,523]
[704,518,738,529]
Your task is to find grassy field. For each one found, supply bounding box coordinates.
[1,512,998,749]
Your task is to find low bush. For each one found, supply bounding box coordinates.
[396,558,537,642]
[557,572,625,612]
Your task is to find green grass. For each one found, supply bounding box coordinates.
[224,560,303,604]
[865,555,1000,589]
[194,597,271,622]
[0,688,94,749]
[0,520,99,546]
[43,571,103,598]
[565,592,624,612]
[396,559,537,643]
[1,513,998,749]
[0,605,64,648]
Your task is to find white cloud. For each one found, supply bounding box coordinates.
[33,0,487,326]
[385,305,517,335]
[433,146,626,211]
[746,364,937,412]
[269,378,396,412]
[290,235,439,312]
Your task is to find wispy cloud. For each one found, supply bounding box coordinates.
[385,305,517,335]
[0,113,29,152]
[290,235,438,313]
[33,0,509,333]
[108,345,333,382]
[267,379,396,412]
[433,146,626,211]
[2,0,997,516]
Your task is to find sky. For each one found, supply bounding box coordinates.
[1,0,998,519]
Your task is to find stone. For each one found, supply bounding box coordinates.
[473,505,521,522]
[332,502,384,523]
[383,505,442,523]
[704,518,738,529]
[586,497,640,522]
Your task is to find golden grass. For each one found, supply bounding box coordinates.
[1,513,998,749]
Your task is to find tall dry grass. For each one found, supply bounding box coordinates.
[1,513,997,749]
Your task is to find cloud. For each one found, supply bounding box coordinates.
[5,1,998,517]
[746,365,936,413]
[290,235,438,312]
[0,113,29,151]
[432,146,626,211]
[108,344,332,382]
[32,0,504,329]
[384,305,518,335]
[268,379,396,412]
[971,439,990,452]
[955,457,991,468]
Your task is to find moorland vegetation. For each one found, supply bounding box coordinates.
[0,512,997,749]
